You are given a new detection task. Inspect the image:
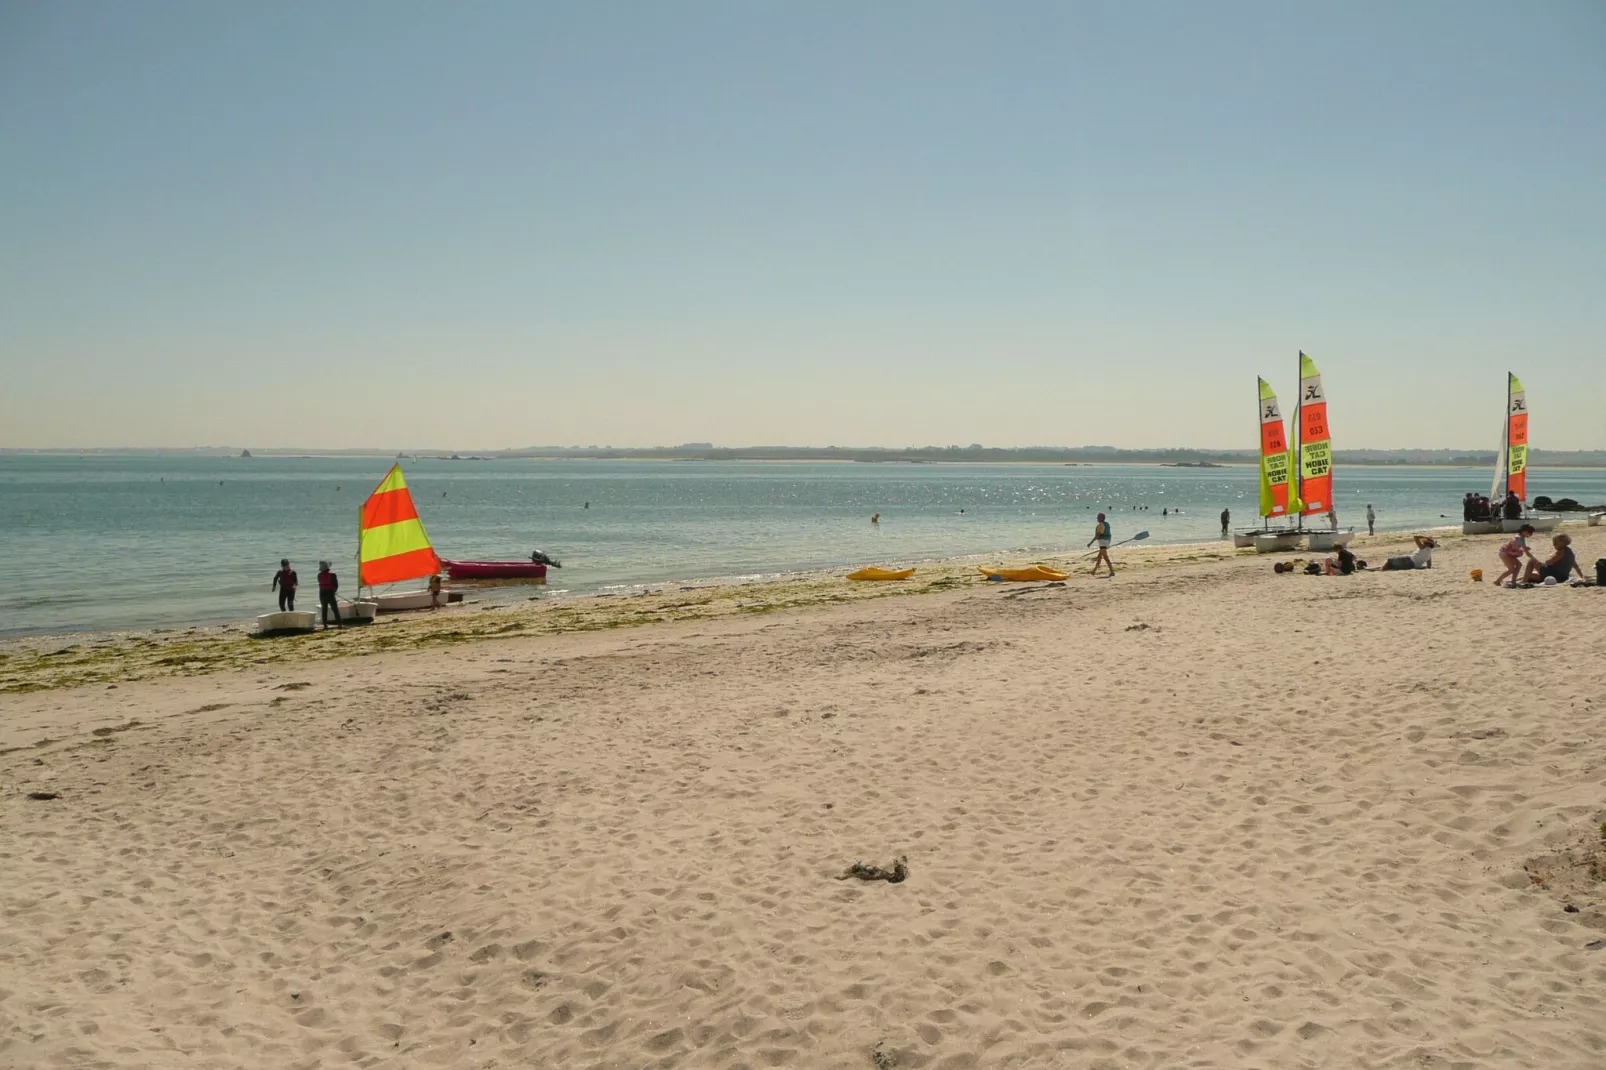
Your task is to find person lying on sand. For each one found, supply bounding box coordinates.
[1379,535,1436,572]
[1494,526,1535,587]
[1522,533,1585,585]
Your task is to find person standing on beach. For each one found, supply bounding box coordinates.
[1325,508,1338,530]
[316,561,342,628]
[1088,513,1114,577]
[271,559,298,612]
[1365,504,1376,536]
[1220,508,1230,537]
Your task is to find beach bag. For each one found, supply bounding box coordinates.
[1597,558,1606,586]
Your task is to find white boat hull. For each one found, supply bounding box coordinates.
[1306,529,1355,552]
[1465,515,1562,534]
[1589,512,1603,527]
[1253,531,1303,554]
[333,599,379,624]
[368,589,460,613]
[254,611,316,635]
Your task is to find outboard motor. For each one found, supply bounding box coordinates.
[531,550,562,569]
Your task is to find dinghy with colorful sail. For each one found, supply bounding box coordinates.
[353,464,447,614]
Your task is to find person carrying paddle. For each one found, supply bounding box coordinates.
[271,558,298,612]
[1088,513,1114,577]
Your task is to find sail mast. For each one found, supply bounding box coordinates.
[1501,372,1511,501]
[1293,352,1303,530]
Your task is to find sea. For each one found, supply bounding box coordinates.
[3,454,1603,638]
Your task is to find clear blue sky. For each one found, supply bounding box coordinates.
[2,1,1601,450]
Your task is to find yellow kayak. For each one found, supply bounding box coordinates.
[979,565,1069,582]
[846,567,916,581]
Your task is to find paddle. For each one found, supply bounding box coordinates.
[1081,529,1150,558]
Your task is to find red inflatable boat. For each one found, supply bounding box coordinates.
[442,561,549,580]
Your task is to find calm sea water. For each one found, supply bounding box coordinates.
[3,455,1603,637]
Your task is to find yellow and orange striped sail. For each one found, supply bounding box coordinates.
[1505,373,1527,501]
[1295,352,1333,516]
[1257,377,1290,518]
[359,465,441,586]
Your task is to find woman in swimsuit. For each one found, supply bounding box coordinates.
[1522,533,1585,585]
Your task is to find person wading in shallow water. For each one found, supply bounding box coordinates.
[316,561,342,628]
[271,558,298,612]
[1220,508,1230,537]
[1088,513,1115,577]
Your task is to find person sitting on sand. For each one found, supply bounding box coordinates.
[1379,535,1436,571]
[1493,525,1535,587]
[1522,533,1585,585]
[1322,544,1358,575]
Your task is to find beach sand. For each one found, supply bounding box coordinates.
[2,530,1604,1068]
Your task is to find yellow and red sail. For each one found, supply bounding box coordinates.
[1257,377,1290,518]
[359,465,441,586]
[1294,352,1332,516]
[1505,373,1527,501]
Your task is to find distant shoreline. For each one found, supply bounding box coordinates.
[5,447,1605,468]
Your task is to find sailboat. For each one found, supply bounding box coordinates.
[1289,352,1353,552]
[1464,374,1559,535]
[350,465,460,615]
[1243,378,1300,551]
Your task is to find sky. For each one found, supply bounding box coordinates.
[1,1,1602,451]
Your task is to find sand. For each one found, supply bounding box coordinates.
[2,529,1604,1069]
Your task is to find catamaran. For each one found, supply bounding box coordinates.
[1249,353,1351,552]
[1463,373,1559,535]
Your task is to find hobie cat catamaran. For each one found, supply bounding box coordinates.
[1248,353,1351,552]
[1463,373,1559,535]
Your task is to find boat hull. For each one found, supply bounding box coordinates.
[254,611,316,636]
[846,567,915,581]
[334,599,379,624]
[369,588,463,612]
[979,566,1069,582]
[1231,528,1271,548]
[1462,515,1561,535]
[1306,529,1355,552]
[443,561,549,580]
[1589,512,1604,527]
[1253,531,1302,554]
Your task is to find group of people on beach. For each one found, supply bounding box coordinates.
[271,559,343,627]
[1464,490,1524,522]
